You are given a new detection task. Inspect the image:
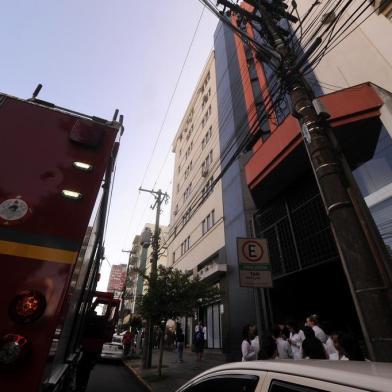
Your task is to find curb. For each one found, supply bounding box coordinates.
[122,360,153,392]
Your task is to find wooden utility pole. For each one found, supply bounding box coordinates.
[217,0,392,361]
[139,188,169,368]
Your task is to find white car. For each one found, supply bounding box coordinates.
[100,334,124,360]
[177,360,392,392]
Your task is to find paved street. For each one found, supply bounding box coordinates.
[86,362,146,392]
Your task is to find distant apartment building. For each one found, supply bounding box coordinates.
[107,264,127,298]
[124,224,168,316]
[168,52,229,351]
[122,234,141,325]
[143,224,169,279]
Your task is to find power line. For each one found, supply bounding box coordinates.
[139,7,206,189]
[121,7,206,248]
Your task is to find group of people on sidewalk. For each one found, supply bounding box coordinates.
[242,314,365,362]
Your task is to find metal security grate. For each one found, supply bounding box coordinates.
[255,174,339,278]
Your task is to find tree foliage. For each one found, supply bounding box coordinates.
[137,265,219,324]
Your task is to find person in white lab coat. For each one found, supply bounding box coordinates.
[241,324,257,361]
[286,321,305,360]
[273,326,293,359]
[249,324,260,359]
[306,314,327,344]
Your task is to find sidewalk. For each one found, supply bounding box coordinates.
[123,348,226,392]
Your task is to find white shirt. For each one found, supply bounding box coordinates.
[241,340,256,361]
[324,336,338,357]
[289,331,304,360]
[276,337,292,359]
[329,352,349,360]
[313,325,327,344]
[250,336,260,358]
[195,326,207,335]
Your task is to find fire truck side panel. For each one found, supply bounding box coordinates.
[0,96,116,241]
[0,95,118,392]
[0,255,74,390]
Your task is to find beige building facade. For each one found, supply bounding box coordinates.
[167,51,226,349]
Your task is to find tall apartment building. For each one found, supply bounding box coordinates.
[122,234,141,326]
[168,52,228,350]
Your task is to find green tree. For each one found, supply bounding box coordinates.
[137,265,219,376]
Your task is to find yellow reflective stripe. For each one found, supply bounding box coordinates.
[0,240,77,264]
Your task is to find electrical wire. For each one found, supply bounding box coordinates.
[148,22,283,231]
[161,78,285,254]
[167,70,282,232]
[138,6,205,190]
[121,7,206,248]
[307,1,380,72]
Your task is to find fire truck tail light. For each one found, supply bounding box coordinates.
[0,334,30,366]
[9,290,46,324]
[73,161,93,171]
[61,189,82,200]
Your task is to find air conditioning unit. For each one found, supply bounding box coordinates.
[202,166,209,177]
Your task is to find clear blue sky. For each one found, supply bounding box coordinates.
[0,1,218,289]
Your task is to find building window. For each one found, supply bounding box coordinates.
[201,176,214,199]
[200,71,211,95]
[172,252,176,263]
[202,150,213,176]
[185,142,193,160]
[185,161,193,179]
[180,236,191,256]
[202,87,211,109]
[202,209,215,235]
[201,105,212,129]
[177,184,179,194]
[202,126,212,150]
[183,182,192,202]
[182,207,192,226]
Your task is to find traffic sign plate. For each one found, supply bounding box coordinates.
[237,238,272,288]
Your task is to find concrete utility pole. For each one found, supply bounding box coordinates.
[219,0,392,361]
[139,188,169,368]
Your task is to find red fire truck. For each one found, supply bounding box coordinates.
[0,86,123,391]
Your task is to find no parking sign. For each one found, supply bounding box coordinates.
[237,238,272,288]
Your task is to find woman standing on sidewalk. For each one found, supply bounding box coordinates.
[287,321,305,360]
[241,325,257,361]
[194,321,206,363]
[176,325,185,363]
